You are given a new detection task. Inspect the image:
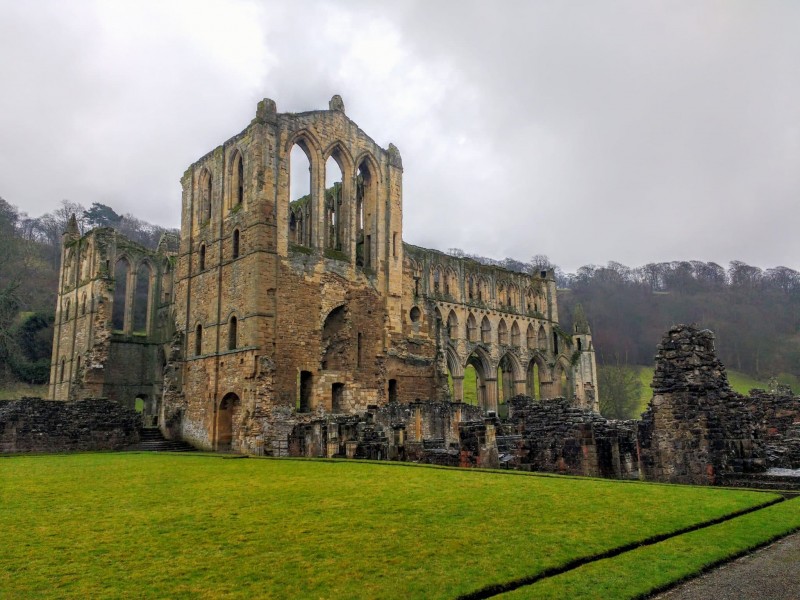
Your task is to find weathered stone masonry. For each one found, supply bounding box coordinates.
[48,95,599,455]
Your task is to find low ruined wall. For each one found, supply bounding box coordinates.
[746,391,800,469]
[505,396,639,478]
[0,397,141,453]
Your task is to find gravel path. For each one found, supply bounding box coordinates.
[657,531,800,600]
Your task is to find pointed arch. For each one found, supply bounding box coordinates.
[527,354,550,400]
[480,315,491,344]
[510,321,521,347]
[465,346,493,411]
[447,310,459,339]
[498,318,508,345]
[199,168,213,223]
[537,324,548,352]
[228,315,238,350]
[228,148,245,209]
[553,356,574,399]
[467,312,478,342]
[132,261,152,333]
[526,323,535,349]
[445,343,463,378]
[111,257,130,331]
[355,154,379,268]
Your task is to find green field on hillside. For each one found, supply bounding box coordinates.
[0,381,48,400]
[1,453,793,599]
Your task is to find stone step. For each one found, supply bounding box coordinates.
[133,429,196,452]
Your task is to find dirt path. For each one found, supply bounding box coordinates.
[657,531,800,600]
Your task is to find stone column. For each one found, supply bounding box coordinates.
[485,378,499,414]
[452,376,464,402]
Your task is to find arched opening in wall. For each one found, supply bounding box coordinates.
[466,351,488,410]
[132,263,151,334]
[356,159,376,268]
[468,275,475,301]
[162,260,172,303]
[498,319,508,345]
[332,382,345,412]
[538,325,548,352]
[467,313,477,342]
[298,370,312,412]
[553,331,560,355]
[577,338,582,351]
[230,150,244,208]
[480,316,491,344]
[228,316,238,350]
[388,379,398,403]
[553,361,573,399]
[199,244,206,271]
[60,358,65,382]
[195,324,203,356]
[527,358,544,400]
[497,354,515,418]
[526,323,535,349]
[511,321,521,347]
[200,169,212,224]
[65,299,71,321]
[81,293,86,315]
[216,393,240,452]
[75,356,81,381]
[324,155,344,252]
[497,284,505,308]
[232,229,240,259]
[290,142,312,247]
[432,267,441,294]
[321,305,347,370]
[134,395,145,414]
[111,258,129,331]
[447,310,458,339]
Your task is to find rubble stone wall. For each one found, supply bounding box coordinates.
[0,398,141,453]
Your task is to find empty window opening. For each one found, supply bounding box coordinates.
[511,321,521,347]
[200,169,212,223]
[64,299,71,321]
[132,263,151,333]
[332,382,345,412]
[228,316,238,350]
[447,311,458,339]
[232,151,244,207]
[528,361,541,400]
[199,244,206,270]
[290,143,312,247]
[392,232,397,258]
[356,161,375,267]
[388,379,398,403]
[526,323,535,349]
[538,326,548,351]
[299,371,312,412]
[60,358,65,382]
[409,306,421,323]
[553,331,559,355]
[577,338,582,351]
[357,332,363,367]
[324,156,344,252]
[232,229,240,259]
[81,294,86,315]
[111,258,129,331]
[195,324,203,356]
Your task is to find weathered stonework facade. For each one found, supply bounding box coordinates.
[49,96,599,453]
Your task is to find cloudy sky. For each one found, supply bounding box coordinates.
[1,1,798,272]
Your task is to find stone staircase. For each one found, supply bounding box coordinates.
[135,428,196,452]
[719,471,800,494]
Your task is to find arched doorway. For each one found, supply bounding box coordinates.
[216,393,240,452]
[466,348,493,412]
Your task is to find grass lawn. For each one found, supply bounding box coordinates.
[501,497,800,599]
[0,381,48,400]
[0,453,787,599]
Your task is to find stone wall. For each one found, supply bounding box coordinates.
[0,398,141,453]
[746,390,800,469]
[638,325,765,485]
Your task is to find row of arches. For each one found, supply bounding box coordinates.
[287,134,382,267]
[436,307,551,352]
[196,149,244,225]
[446,345,573,413]
[194,315,239,356]
[421,262,546,314]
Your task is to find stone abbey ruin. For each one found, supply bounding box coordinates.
[4,96,797,485]
[44,96,598,454]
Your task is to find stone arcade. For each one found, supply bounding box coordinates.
[47,96,599,454]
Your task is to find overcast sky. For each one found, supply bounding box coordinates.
[1,0,798,273]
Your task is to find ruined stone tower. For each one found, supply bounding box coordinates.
[49,96,599,453]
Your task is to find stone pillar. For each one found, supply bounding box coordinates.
[452,376,464,402]
[513,378,526,396]
[485,378,498,414]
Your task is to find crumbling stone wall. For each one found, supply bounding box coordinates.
[745,390,800,469]
[0,398,141,453]
[505,396,639,478]
[638,325,765,485]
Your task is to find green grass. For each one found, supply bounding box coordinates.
[0,453,784,599]
[500,497,800,599]
[0,381,48,400]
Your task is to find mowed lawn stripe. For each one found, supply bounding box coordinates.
[0,453,781,599]
[498,496,800,599]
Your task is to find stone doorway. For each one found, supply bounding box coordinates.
[216,393,240,452]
